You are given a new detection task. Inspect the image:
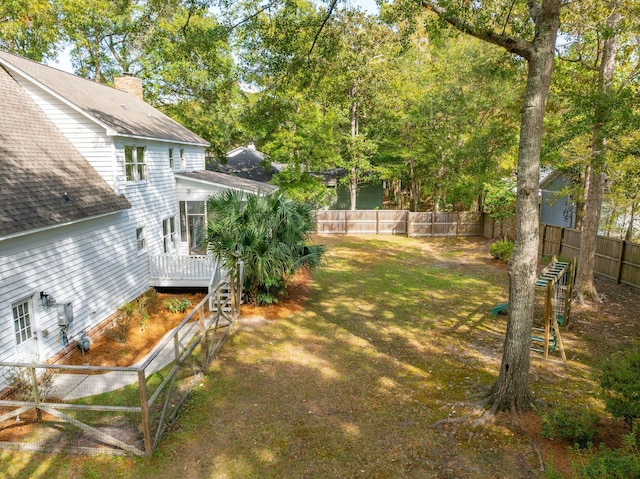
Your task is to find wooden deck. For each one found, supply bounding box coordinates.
[148,254,217,287]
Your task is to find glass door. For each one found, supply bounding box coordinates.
[12,297,40,362]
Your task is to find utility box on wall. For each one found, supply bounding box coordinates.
[57,302,73,327]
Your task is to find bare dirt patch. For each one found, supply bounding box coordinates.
[64,292,205,368]
[239,268,312,320]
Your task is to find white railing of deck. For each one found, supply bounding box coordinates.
[149,254,216,280]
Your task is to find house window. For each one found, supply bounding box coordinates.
[179,201,206,255]
[136,227,146,251]
[163,217,177,253]
[169,148,174,170]
[125,146,146,181]
[12,299,33,346]
[180,149,185,170]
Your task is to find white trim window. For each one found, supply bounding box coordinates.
[125,145,147,181]
[136,227,146,251]
[163,217,177,253]
[12,299,33,346]
[169,148,174,170]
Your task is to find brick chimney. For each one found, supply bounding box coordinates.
[114,73,143,100]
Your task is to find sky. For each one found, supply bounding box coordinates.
[48,0,379,74]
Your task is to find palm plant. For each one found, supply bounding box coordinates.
[206,189,325,304]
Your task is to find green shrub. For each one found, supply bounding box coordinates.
[600,342,640,430]
[163,298,192,313]
[541,407,599,449]
[109,294,153,342]
[206,190,325,305]
[143,288,162,314]
[3,367,55,402]
[574,429,640,478]
[489,240,514,262]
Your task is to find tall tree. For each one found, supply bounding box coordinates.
[552,2,639,303]
[239,4,398,209]
[58,0,242,155]
[574,6,622,303]
[141,2,244,157]
[375,29,521,212]
[0,0,59,60]
[543,1,639,302]
[420,0,562,412]
[321,10,396,210]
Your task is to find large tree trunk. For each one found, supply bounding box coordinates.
[349,99,358,211]
[574,169,586,230]
[349,169,358,211]
[423,0,561,413]
[575,9,621,304]
[408,158,421,212]
[626,200,639,241]
[489,2,560,413]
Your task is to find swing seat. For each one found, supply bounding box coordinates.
[491,302,509,316]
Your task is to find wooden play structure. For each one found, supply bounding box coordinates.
[531,257,575,362]
[492,256,576,362]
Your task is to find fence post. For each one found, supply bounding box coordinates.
[407,211,411,237]
[199,305,206,370]
[138,369,153,456]
[540,223,547,257]
[558,227,565,256]
[376,210,380,235]
[29,367,41,420]
[431,212,435,237]
[456,213,461,236]
[617,239,627,284]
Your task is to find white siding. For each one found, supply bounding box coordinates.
[2,75,208,367]
[0,214,148,364]
[115,140,186,251]
[11,76,117,186]
[175,179,231,202]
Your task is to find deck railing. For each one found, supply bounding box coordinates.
[149,254,216,284]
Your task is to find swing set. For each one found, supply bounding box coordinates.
[531,256,575,362]
[491,256,576,362]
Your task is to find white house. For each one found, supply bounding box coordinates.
[0,50,276,365]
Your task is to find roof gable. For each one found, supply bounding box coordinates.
[211,146,279,183]
[0,64,131,238]
[0,50,209,146]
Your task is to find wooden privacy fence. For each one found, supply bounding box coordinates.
[539,224,640,289]
[0,265,243,456]
[314,210,484,237]
[314,210,640,289]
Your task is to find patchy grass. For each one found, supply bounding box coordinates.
[2,235,637,478]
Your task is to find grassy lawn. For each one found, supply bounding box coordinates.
[1,235,634,478]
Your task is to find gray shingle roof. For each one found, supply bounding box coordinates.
[211,146,279,183]
[0,65,131,238]
[175,170,278,195]
[0,50,209,146]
